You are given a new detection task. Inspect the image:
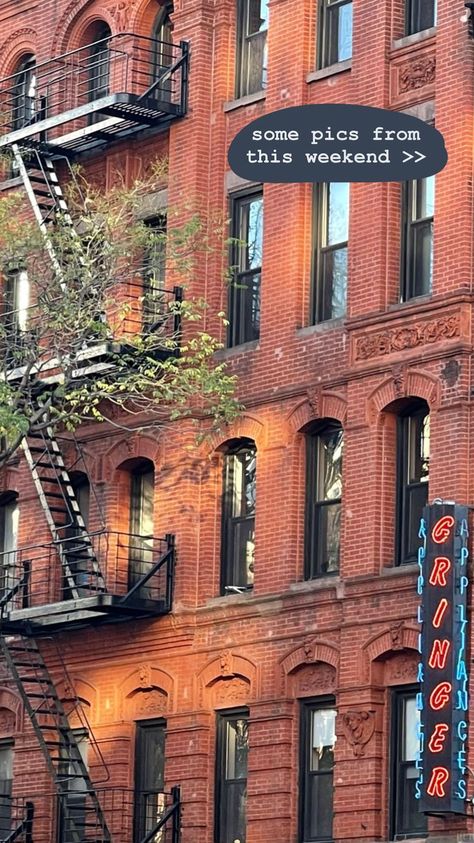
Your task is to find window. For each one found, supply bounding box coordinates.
[3,270,30,342]
[396,402,430,565]
[318,0,353,69]
[134,720,166,841]
[300,701,336,842]
[12,55,36,130]
[405,0,436,35]
[0,740,13,838]
[401,177,434,301]
[216,710,249,843]
[236,0,269,98]
[143,216,167,333]
[305,424,343,579]
[312,183,349,324]
[153,3,173,101]
[63,473,91,598]
[229,191,263,348]
[58,729,89,842]
[0,493,19,598]
[129,460,155,598]
[221,441,256,594]
[88,23,111,103]
[391,689,427,839]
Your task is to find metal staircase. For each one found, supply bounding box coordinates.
[22,422,106,600]
[0,633,110,842]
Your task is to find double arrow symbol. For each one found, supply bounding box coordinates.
[402,150,426,163]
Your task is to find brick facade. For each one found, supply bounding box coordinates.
[0,1,473,842]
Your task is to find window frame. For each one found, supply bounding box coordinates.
[400,178,434,302]
[299,697,337,843]
[228,187,263,348]
[133,718,166,842]
[215,708,249,843]
[311,183,349,325]
[395,402,430,566]
[317,0,353,70]
[390,687,428,840]
[235,0,269,98]
[0,738,14,840]
[220,440,256,595]
[12,54,36,130]
[304,422,343,580]
[405,0,436,36]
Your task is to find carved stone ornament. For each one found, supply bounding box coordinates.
[110,1,128,31]
[355,314,461,361]
[134,689,167,716]
[0,709,15,735]
[213,678,249,706]
[390,622,404,650]
[297,665,336,695]
[341,711,375,757]
[386,653,418,685]
[219,650,234,678]
[303,639,314,663]
[138,664,152,690]
[399,55,436,94]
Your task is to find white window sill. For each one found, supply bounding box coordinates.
[307,59,352,84]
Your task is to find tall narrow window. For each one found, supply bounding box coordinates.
[58,729,89,842]
[153,3,173,100]
[134,720,166,841]
[221,440,256,594]
[4,270,30,345]
[216,710,249,843]
[229,191,263,348]
[0,493,19,598]
[305,424,343,579]
[12,55,36,130]
[396,402,430,565]
[318,0,353,69]
[406,0,436,35]
[143,216,167,333]
[0,740,13,838]
[391,689,427,839]
[312,183,349,324]
[236,0,269,98]
[88,23,111,102]
[300,701,336,842]
[401,177,434,301]
[63,473,91,598]
[129,460,155,597]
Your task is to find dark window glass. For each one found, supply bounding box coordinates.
[221,441,256,594]
[406,0,436,35]
[0,740,13,838]
[58,728,89,843]
[396,404,430,565]
[318,0,353,69]
[391,689,427,839]
[63,473,90,598]
[401,177,434,301]
[312,183,349,324]
[134,720,166,841]
[3,269,30,344]
[152,4,173,101]
[0,494,19,598]
[143,216,168,333]
[305,424,343,578]
[12,55,36,130]
[300,701,336,842]
[129,460,155,598]
[88,24,111,102]
[236,0,269,97]
[229,191,263,348]
[216,711,249,843]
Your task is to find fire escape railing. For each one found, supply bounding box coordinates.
[0,800,34,843]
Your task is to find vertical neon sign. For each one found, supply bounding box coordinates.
[416,503,469,814]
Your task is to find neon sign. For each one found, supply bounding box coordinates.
[416,503,469,814]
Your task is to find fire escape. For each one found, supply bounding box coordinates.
[0,32,188,843]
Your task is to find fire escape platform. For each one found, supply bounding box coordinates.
[3,592,169,635]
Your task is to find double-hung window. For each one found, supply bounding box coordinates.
[391,689,427,839]
[229,191,263,348]
[236,0,269,97]
[300,701,337,842]
[312,183,349,324]
[318,0,353,69]
[396,402,430,565]
[216,710,249,843]
[401,177,434,301]
[221,441,256,594]
[305,424,343,578]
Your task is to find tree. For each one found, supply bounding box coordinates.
[0,159,240,466]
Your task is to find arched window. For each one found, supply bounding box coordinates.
[87,22,112,103]
[220,439,256,594]
[152,2,174,100]
[305,422,343,579]
[128,459,155,596]
[396,400,430,565]
[0,492,19,597]
[12,54,36,130]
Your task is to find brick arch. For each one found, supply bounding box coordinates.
[206,414,267,455]
[54,0,116,53]
[120,664,174,699]
[197,652,258,692]
[367,369,440,423]
[361,624,419,681]
[104,433,162,474]
[0,28,37,78]
[131,0,172,36]
[0,687,22,734]
[280,638,339,677]
[286,392,347,434]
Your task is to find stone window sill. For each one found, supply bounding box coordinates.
[0,176,22,191]
[296,317,345,337]
[215,339,259,359]
[392,27,436,51]
[307,59,352,84]
[224,90,266,113]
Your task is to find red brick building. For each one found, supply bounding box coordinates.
[0,0,471,842]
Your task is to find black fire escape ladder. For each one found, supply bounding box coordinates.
[140,786,181,843]
[0,633,111,842]
[21,420,106,599]
[2,802,34,843]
